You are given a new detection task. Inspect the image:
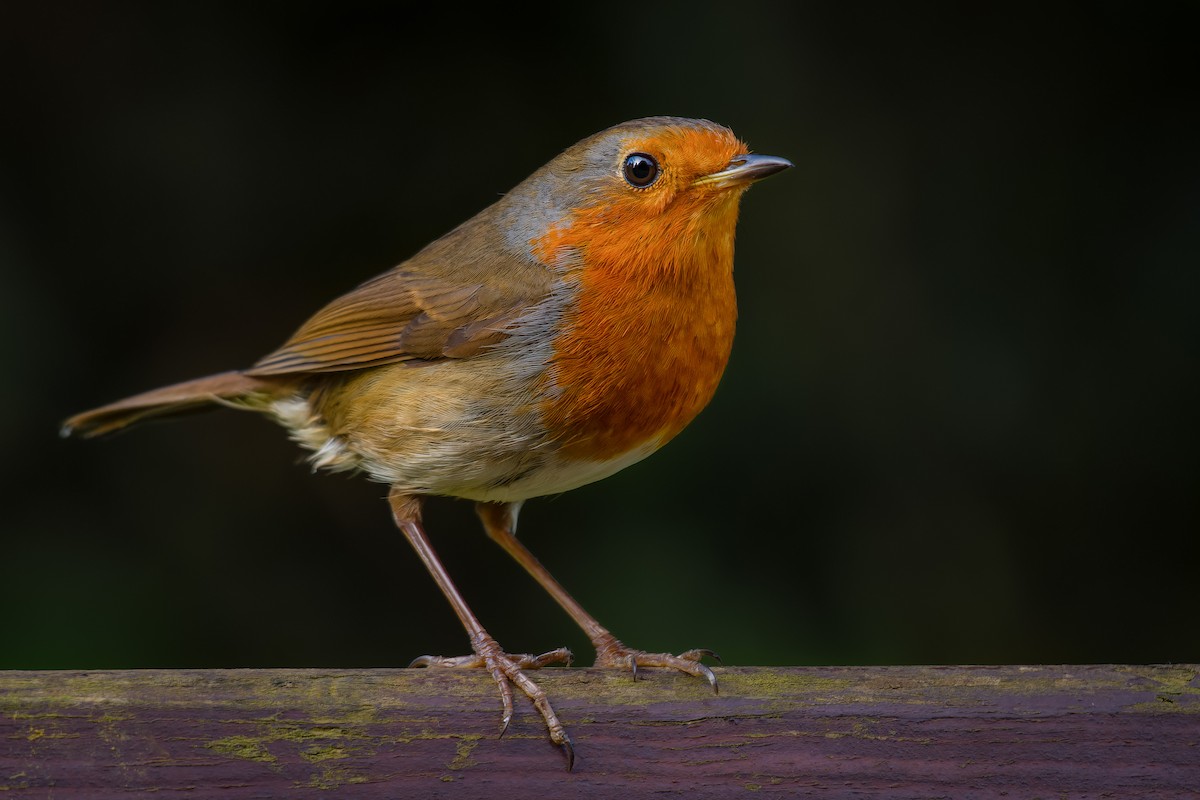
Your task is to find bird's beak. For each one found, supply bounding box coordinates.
[694,153,793,189]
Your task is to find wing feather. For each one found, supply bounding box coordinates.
[246,236,554,376]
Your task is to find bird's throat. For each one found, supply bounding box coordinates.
[538,196,740,462]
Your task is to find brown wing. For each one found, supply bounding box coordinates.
[246,266,543,375]
[246,211,554,377]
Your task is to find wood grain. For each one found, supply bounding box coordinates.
[2,665,1197,798]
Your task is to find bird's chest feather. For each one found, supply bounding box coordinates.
[538,202,739,461]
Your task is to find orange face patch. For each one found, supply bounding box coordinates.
[536,126,748,461]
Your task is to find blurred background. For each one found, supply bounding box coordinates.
[2,3,1196,670]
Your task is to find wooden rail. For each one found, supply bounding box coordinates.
[2,665,1197,797]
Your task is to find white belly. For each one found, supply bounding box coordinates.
[267,382,663,503]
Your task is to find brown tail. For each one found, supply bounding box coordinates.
[61,370,288,439]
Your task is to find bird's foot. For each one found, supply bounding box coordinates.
[592,634,721,693]
[409,635,575,769]
[408,646,572,671]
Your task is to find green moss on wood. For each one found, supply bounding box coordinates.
[206,735,277,763]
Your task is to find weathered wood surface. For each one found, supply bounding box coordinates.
[1,665,1196,798]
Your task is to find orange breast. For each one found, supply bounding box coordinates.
[537,192,741,462]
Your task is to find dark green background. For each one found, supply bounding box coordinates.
[3,4,1196,670]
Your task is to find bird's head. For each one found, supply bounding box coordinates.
[504,117,791,278]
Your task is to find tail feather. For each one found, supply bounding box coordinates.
[62,370,287,439]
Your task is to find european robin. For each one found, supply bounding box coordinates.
[63,116,791,767]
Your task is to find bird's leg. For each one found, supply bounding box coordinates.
[476,501,719,693]
[389,490,573,767]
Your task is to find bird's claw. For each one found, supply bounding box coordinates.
[408,653,482,669]
[679,647,722,664]
[408,639,574,767]
[596,640,721,694]
[409,647,572,671]
[561,733,575,771]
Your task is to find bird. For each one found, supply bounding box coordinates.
[63,116,791,768]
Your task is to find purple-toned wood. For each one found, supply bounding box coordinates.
[1,665,1196,798]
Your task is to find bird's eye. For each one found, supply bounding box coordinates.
[622,153,659,188]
